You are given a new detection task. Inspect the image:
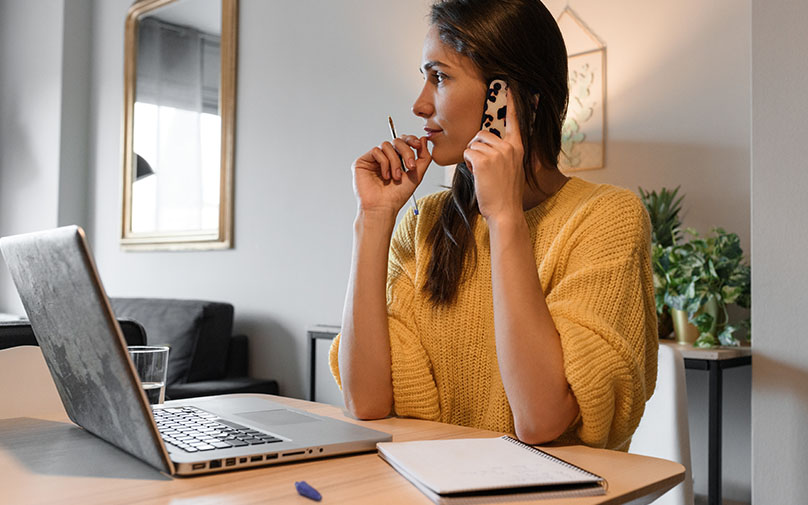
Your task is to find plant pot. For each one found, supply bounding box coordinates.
[671,296,719,345]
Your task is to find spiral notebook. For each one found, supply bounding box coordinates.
[377,436,606,504]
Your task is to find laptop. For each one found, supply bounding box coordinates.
[0,225,391,476]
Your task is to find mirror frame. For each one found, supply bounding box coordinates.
[121,0,237,250]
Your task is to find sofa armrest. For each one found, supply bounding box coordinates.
[225,334,249,377]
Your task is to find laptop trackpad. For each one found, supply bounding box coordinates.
[236,409,321,426]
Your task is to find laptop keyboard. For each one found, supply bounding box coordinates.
[153,406,283,453]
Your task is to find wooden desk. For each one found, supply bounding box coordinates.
[1,347,684,505]
[663,341,752,505]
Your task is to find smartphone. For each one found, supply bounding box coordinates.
[481,79,508,138]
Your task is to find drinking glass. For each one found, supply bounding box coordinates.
[127,345,169,404]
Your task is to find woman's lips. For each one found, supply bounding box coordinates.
[424,128,442,139]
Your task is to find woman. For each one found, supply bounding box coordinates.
[330,0,657,451]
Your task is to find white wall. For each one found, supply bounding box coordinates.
[58,0,93,232]
[751,0,808,503]
[0,0,92,316]
[0,0,65,315]
[547,0,750,256]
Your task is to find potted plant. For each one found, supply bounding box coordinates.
[638,186,685,339]
[656,228,751,347]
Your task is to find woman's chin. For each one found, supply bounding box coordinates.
[430,147,464,167]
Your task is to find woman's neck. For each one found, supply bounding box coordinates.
[522,167,569,211]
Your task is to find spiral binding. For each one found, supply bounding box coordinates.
[500,435,605,482]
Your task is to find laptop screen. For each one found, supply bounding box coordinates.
[0,226,172,473]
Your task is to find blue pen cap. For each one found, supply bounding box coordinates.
[295,481,322,502]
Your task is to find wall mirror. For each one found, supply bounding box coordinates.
[122,0,237,250]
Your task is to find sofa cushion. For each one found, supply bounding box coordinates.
[109,298,233,385]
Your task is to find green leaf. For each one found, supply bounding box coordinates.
[690,312,714,333]
[694,333,720,348]
[707,259,718,279]
[717,325,739,346]
[664,291,688,311]
[722,285,742,305]
[684,296,702,316]
[639,186,685,247]
[685,280,696,300]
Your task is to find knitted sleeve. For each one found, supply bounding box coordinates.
[329,207,440,421]
[545,190,658,451]
[385,210,441,420]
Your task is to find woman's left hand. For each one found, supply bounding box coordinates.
[463,89,525,222]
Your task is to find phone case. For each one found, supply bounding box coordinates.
[481,79,508,138]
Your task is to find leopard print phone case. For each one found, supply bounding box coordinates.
[481,79,508,138]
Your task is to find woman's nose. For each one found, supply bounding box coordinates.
[411,85,434,119]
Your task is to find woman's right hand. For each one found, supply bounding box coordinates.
[352,135,431,215]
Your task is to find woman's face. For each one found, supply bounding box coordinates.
[412,26,487,166]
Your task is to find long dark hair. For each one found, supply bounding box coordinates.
[424,0,570,304]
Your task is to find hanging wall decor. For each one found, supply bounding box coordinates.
[557,7,606,171]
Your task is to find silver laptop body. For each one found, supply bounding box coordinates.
[0,225,390,476]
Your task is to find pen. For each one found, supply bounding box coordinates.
[387,116,419,216]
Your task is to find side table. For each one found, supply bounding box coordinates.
[307,324,340,402]
[662,341,752,505]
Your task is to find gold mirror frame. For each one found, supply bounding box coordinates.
[121,0,237,250]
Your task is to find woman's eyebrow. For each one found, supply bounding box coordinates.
[420,60,449,74]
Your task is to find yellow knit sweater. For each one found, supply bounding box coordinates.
[330,176,658,451]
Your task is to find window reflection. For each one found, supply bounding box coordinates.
[132,101,221,233]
